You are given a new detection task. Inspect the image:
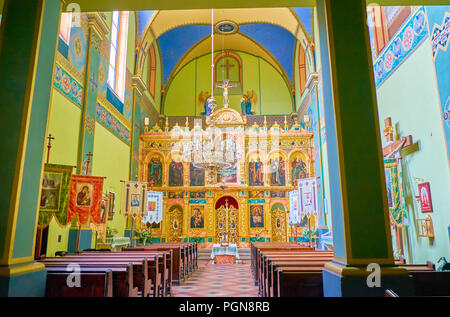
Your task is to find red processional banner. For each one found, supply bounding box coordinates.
[67,174,104,225]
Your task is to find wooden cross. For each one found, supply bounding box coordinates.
[382,117,413,157]
[46,134,55,164]
[84,152,93,175]
[221,59,235,80]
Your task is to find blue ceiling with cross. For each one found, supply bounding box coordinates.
[157,23,297,85]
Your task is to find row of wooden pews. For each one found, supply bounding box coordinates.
[251,243,333,297]
[252,243,450,297]
[40,242,197,297]
[124,242,197,284]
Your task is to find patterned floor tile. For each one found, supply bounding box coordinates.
[172,261,259,297]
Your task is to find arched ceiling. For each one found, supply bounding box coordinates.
[136,7,314,87]
[148,8,311,41]
[168,32,290,86]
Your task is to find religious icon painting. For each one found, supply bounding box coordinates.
[147,154,163,186]
[290,152,308,184]
[107,191,115,220]
[38,164,73,228]
[190,163,205,186]
[249,191,264,198]
[248,152,264,186]
[270,191,286,198]
[169,156,184,187]
[269,153,286,186]
[249,205,264,228]
[75,183,94,207]
[190,192,206,199]
[217,166,238,184]
[168,204,183,242]
[40,171,63,211]
[100,196,109,224]
[190,206,205,229]
[168,192,184,199]
[418,182,433,213]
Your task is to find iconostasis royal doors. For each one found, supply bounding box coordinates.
[215,197,239,243]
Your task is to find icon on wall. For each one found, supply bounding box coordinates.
[418,182,433,213]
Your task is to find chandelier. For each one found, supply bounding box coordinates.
[180,8,243,177]
[182,123,243,177]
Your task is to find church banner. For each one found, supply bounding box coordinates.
[67,175,104,225]
[298,177,318,218]
[143,190,163,224]
[288,190,299,224]
[122,181,148,219]
[384,158,408,227]
[90,196,109,243]
[38,164,73,228]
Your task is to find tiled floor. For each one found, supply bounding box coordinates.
[172,261,259,297]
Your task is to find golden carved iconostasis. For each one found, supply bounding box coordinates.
[138,108,314,247]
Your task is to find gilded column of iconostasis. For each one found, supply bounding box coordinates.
[139,114,314,247]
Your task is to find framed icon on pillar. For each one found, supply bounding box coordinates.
[418,182,433,213]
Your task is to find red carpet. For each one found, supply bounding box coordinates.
[172,261,258,297]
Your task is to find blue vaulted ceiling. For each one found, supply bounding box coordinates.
[158,25,211,84]
[137,11,155,40]
[158,23,297,85]
[293,7,313,36]
[239,23,296,82]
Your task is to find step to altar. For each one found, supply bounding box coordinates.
[198,248,251,261]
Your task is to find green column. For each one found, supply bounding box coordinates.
[129,76,146,181]
[316,0,412,296]
[69,13,109,253]
[0,0,61,296]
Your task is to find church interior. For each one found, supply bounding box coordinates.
[0,0,449,298]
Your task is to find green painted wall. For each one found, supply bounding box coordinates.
[45,90,81,257]
[92,122,130,239]
[376,39,450,265]
[163,51,293,116]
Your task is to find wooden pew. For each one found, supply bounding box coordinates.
[126,244,190,284]
[399,264,450,296]
[41,257,156,297]
[257,251,333,295]
[47,264,138,297]
[78,251,171,296]
[45,267,113,297]
[276,267,324,297]
[255,248,333,296]
[251,244,315,284]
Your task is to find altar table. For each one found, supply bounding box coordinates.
[211,244,240,264]
[97,237,131,251]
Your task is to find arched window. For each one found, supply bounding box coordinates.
[59,12,73,44]
[107,11,129,102]
[367,6,389,56]
[298,44,307,96]
[385,6,411,39]
[148,45,157,99]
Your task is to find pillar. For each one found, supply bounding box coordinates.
[0,0,61,296]
[316,0,413,296]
